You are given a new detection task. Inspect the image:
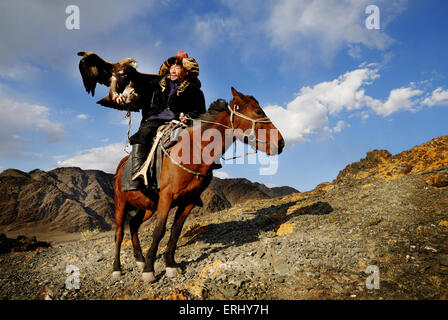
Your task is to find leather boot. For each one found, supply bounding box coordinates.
[128,143,148,191]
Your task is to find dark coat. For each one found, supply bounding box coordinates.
[141,76,206,123]
[130,76,206,145]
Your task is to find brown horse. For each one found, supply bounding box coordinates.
[112,87,285,282]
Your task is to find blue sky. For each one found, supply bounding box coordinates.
[0,0,447,192]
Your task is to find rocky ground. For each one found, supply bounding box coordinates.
[0,136,447,300]
[0,170,447,300]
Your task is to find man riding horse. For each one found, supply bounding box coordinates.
[127,51,206,190]
[77,49,286,282]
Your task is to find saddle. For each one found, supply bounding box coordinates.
[121,120,186,191]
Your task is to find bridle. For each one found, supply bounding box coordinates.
[194,103,273,144]
[228,103,272,144]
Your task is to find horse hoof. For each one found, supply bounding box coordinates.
[136,261,145,271]
[112,271,122,279]
[142,272,156,283]
[166,267,182,278]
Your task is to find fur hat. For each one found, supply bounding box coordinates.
[159,54,200,77]
[158,52,201,88]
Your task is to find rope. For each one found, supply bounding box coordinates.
[123,109,132,154]
[221,151,257,161]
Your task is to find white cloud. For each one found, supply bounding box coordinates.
[56,143,128,173]
[267,0,397,62]
[0,86,66,156]
[192,0,407,66]
[369,87,423,116]
[422,88,448,107]
[213,170,233,179]
[264,98,329,145]
[76,113,89,120]
[194,16,240,46]
[0,63,41,81]
[264,64,379,144]
[263,63,426,145]
[348,44,362,59]
[333,120,350,133]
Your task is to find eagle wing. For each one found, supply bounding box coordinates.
[77,51,114,96]
[96,71,161,112]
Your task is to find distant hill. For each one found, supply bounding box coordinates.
[0,167,115,233]
[0,167,298,234]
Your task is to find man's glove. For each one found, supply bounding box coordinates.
[114,86,136,106]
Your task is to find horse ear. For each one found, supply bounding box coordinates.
[231,87,240,98]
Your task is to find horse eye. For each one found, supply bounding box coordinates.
[255,109,263,115]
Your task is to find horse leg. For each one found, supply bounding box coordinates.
[129,208,155,271]
[112,202,127,279]
[164,203,195,278]
[142,195,172,282]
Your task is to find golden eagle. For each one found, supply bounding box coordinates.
[77,51,160,112]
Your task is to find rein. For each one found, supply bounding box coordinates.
[160,143,211,179]
[124,109,132,154]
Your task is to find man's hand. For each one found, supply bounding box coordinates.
[116,94,125,105]
[179,112,187,123]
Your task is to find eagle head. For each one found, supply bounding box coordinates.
[120,58,137,70]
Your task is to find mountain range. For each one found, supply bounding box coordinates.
[0,166,297,235]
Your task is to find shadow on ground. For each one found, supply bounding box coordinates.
[178,200,333,266]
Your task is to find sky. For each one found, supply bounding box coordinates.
[0,0,447,192]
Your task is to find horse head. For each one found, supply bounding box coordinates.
[228,87,285,155]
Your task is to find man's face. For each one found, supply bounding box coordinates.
[169,64,188,82]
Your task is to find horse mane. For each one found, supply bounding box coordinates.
[197,95,260,123]
[199,99,229,122]
[247,95,259,105]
